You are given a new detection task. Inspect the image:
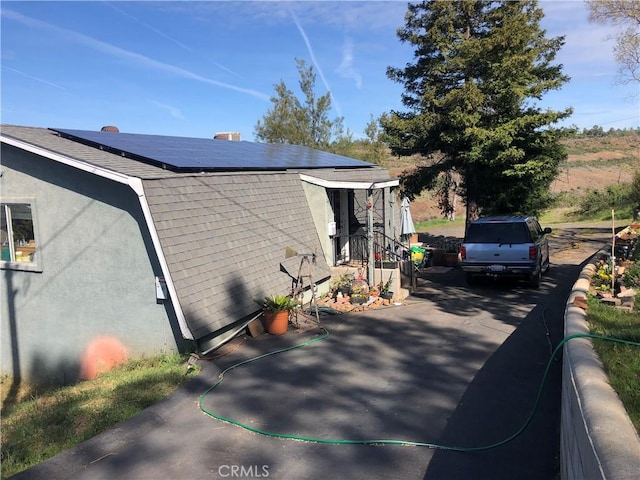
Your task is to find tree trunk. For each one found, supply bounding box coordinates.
[465,200,480,231]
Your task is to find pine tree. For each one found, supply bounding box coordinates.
[382,0,573,222]
[254,58,345,149]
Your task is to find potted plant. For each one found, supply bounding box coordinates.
[350,282,369,304]
[330,273,354,297]
[258,294,299,335]
[379,273,394,300]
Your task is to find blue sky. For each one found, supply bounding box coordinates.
[2,1,638,141]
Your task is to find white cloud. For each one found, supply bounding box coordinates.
[336,38,363,89]
[149,100,185,120]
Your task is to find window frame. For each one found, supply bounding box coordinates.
[1,198,43,272]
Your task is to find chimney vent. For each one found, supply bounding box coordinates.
[214,132,241,141]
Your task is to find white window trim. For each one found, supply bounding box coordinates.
[1,198,42,273]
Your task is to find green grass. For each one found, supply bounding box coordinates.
[561,156,637,169]
[0,353,197,479]
[415,216,465,232]
[586,295,640,434]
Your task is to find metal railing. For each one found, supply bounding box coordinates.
[344,231,407,266]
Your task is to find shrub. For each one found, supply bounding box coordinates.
[623,262,640,289]
[579,184,631,216]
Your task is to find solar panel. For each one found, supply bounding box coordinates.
[49,128,374,172]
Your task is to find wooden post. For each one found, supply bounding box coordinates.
[612,209,616,292]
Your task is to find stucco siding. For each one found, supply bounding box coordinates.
[1,145,183,384]
[300,180,334,268]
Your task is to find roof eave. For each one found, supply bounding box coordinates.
[299,173,399,190]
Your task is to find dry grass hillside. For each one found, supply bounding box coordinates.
[382,134,639,223]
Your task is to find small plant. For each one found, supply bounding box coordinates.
[592,258,614,292]
[258,294,299,313]
[350,281,369,304]
[379,273,393,296]
[331,273,354,294]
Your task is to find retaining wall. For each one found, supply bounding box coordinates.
[561,260,640,479]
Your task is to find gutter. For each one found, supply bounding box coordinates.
[1,135,195,340]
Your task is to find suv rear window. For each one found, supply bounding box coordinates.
[465,222,530,244]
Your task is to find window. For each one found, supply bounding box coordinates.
[1,202,39,269]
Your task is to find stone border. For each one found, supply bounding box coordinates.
[561,256,640,479]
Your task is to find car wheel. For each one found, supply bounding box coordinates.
[529,264,542,288]
[466,272,477,286]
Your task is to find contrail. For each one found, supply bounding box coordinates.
[288,7,342,117]
[104,1,193,51]
[3,66,68,91]
[104,2,243,79]
[2,9,268,100]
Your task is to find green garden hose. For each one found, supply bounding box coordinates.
[198,330,639,452]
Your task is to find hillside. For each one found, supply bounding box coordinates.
[382,134,639,223]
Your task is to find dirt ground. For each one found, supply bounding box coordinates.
[385,135,639,223]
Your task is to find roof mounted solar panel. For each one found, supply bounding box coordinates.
[49,128,374,172]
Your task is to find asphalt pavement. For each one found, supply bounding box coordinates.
[10,224,612,480]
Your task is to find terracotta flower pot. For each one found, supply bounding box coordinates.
[264,310,289,335]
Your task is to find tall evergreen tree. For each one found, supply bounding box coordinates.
[381,0,573,222]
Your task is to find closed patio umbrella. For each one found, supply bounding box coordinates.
[400,197,416,242]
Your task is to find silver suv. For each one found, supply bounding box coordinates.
[459,216,551,288]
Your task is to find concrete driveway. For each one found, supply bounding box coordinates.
[12,225,612,480]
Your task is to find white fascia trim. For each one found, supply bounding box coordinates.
[1,135,195,340]
[299,173,399,190]
[1,135,143,194]
[130,178,194,340]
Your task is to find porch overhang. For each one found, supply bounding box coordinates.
[299,173,399,190]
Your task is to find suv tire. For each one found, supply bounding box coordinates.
[466,272,476,286]
[529,263,542,289]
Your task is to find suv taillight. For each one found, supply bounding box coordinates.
[460,246,467,260]
[529,246,538,260]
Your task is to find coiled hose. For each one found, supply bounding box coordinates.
[198,330,639,452]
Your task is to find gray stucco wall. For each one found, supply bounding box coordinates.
[300,181,334,268]
[1,145,188,384]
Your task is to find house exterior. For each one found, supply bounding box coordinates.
[0,125,400,384]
